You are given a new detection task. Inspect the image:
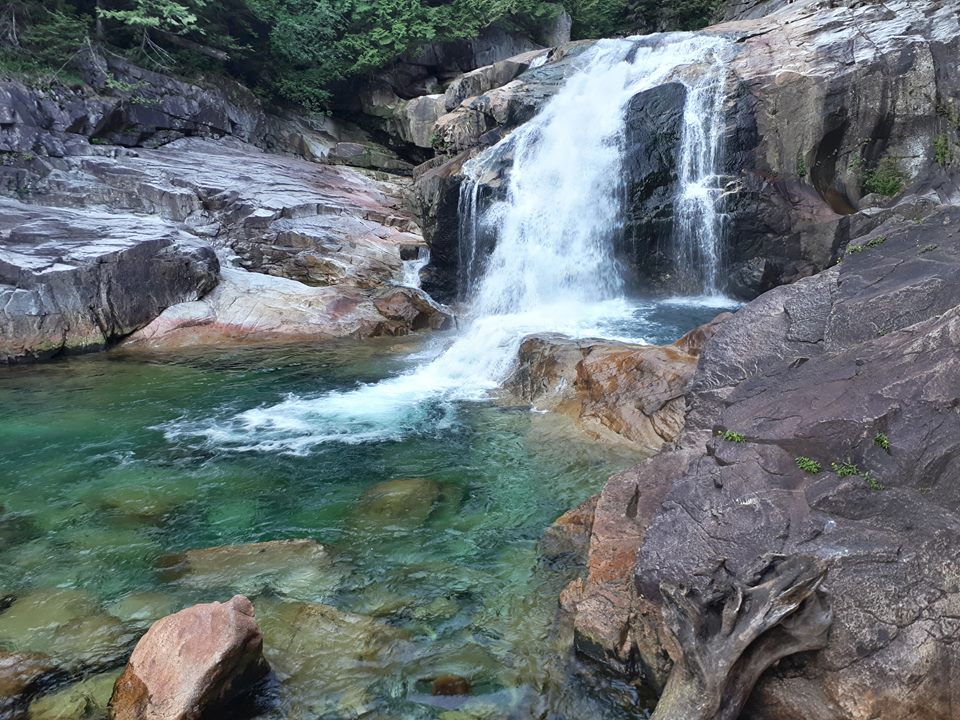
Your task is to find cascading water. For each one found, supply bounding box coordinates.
[170,34,734,452]
[672,45,731,295]
[400,247,430,289]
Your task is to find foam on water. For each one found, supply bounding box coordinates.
[167,34,735,452]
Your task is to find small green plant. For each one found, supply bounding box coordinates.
[831,459,861,477]
[935,134,952,167]
[849,152,862,172]
[105,75,148,94]
[863,158,907,197]
[796,151,808,178]
[863,472,884,492]
[795,456,821,474]
[847,235,886,255]
[874,432,891,453]
[719,430,746,443]
[919,243,938,254]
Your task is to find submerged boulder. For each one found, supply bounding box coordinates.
[157,539,341,600]
[353,478,445,528]
[29,669,120,720]
[255,598,412,718]
[0,651,59,718]
[0,588,136,675]
[109,595,268,720]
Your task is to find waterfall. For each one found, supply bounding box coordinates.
[673,46,730,294]
[175,34,734,452]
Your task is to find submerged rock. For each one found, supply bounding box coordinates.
[0,652,59,718]
[157,539,341,600]
[255,598,412,718]
[0,589,136,674]
[28,669,120,720]
[353,478,445,528]
[109,595,268,720]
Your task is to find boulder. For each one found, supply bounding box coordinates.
[505,322,726,451]
[109,595,268,720]
[124,268,452,350]
[157,539,341,600]
[0,589,137,674]
[0,198,218,363]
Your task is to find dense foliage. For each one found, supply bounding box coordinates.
[0,0,721,108]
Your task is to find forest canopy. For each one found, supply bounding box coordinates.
[0,0,721,109]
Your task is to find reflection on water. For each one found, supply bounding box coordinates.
[0,336,656,719]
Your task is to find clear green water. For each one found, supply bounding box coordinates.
[0,336,653,719]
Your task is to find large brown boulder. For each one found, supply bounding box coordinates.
[505,315,728,451]
[109,595,268,720]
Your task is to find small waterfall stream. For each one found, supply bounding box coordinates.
[176,34,734,451]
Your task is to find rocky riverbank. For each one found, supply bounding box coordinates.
[550,0,960,714]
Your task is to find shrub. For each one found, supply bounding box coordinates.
[934,134,952,167]
[831,459,860,477]
[795,456,821,474]
[719,430,745,443]
[863,472,883,492]
[874,432,891,453]
[863,157,907,197]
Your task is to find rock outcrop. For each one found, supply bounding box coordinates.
[504,323,720,450]
[568,198,960,719]
[124,268,451,350]
[0,198,218,363]
[1,72,452,360]
[410,0,960,301]
[109,595,268,720]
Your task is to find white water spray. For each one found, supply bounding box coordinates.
[169,34,733,452]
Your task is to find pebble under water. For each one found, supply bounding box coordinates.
[0,300,730,719]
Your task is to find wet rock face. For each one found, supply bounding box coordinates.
[621,83,687,292]
[0,199,218,363]
[109,595,268,720]
[571,201,960,719]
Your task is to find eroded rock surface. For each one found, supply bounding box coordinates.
[506,316,727,450]
[0,199,218,363]
[125,268,451,350]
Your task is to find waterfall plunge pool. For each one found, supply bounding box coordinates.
[0,297,733,719]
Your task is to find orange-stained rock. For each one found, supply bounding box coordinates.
[505,332,704,451]
[109,595,268,720]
